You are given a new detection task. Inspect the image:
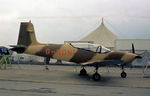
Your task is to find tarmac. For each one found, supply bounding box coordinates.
[0,64,150,96]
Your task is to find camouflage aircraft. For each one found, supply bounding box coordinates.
[10,21,142,81]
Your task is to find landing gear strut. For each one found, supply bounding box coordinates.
[79,67,87,76]
[92,66,101,81]
[121,65,127,78]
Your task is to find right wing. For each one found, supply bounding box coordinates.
[81,60,124,67]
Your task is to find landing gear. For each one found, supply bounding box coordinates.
[79,67,87,76]
[92,66,101,81]
[92,72,101,81]
[121,71,127,78]
[121,65,127,78]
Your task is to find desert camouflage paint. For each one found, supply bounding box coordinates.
[17,21,138,65]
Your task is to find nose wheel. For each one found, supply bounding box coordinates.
[121,71,127,78]
[92,66,101,81]
[121,65,127,78]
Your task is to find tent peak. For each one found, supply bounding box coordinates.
[101,17,104,25]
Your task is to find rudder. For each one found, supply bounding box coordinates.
[17,21,39,46]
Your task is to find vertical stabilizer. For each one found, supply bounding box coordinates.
[17,21,39,46]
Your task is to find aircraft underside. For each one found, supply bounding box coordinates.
[44,56,127,81]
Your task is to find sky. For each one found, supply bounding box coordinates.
[0,0,150,45]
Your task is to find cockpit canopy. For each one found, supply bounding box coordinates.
[70,43,110,53]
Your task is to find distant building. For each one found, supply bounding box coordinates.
[115,39,150,51]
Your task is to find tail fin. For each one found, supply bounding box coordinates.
[17,21,39,46]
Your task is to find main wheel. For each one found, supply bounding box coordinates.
[79,68,87,76]
[92,72,101,81]
[121,72,127,78]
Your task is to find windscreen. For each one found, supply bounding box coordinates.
[70,43,110,53]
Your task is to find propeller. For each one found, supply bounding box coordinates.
[132,43,142,59]
[129,43,142,69]
[127,43,135,69]
[132,43,135,54]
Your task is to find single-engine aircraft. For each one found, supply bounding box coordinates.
[10,21,142,81]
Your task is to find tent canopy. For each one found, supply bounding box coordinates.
[80,18,119,48]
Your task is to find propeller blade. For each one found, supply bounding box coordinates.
[132,43,135,54]
[135,55,142,59]
[131,43,142,59]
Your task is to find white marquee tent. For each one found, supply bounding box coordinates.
[80,18,119,48]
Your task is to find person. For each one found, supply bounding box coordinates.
[44,57,50,70]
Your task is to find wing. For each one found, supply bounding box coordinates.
[81,60,124,67]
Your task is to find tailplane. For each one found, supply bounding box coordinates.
[17,21,39,46]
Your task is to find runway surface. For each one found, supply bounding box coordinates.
[0,64,150,96]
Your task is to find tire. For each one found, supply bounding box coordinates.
[121,72,127,78]
[92,73,101,81]
[80,68,87,75]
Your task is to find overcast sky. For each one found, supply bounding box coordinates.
[0,0,150,45]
